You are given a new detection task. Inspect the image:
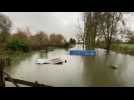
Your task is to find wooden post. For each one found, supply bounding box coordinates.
[0,65,5,87]
[0,56,10,87]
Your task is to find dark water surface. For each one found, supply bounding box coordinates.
[4,45,134,87]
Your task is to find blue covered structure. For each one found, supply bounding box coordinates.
[69,50,96,56]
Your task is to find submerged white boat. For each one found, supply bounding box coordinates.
[48,58,63,64]
[35,58,64,64]
[35,59,49,64]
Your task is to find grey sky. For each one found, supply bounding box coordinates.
[124,12,134,31]
[2,12,83,40]
[1,12,134,40]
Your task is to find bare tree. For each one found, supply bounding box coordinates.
[97,12,125,53]
[0,13,12,33]
[50,33,65,46]
[82,12,126,53]
[75,17,85,49]
[0,13,12,42]
[83,12,102,50]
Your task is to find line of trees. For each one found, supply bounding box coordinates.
[0,13,76,52]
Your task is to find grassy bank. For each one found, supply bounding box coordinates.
[0,44,75,66]
[97,43,134,55]
[0,50,33,65]
[111,43,134,55]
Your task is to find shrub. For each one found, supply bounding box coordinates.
[69,38,76,44]
[7,36,29,52]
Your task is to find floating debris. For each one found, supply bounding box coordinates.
[110,65,118,69]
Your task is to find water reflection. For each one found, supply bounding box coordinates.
[4,45,134,87]
[82,50,127,87]
[38,50,48,58]
[4,52,33,76]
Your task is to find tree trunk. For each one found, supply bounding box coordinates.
[105,40,111,54]
[84,13,96,50]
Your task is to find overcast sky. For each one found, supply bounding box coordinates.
[1,12,134,40]
[2,12,83,40]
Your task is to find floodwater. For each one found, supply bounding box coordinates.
[4,45,134,87]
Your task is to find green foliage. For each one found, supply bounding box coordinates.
[64,41,70,48]
[69,38,76,44]
[0,13,74,53]
[7,36,29,52]
[98,43,134,55]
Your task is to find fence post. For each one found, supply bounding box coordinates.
[0,56,10,87]
[0,65,5,87]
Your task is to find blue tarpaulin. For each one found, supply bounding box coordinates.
[69,50,96,56]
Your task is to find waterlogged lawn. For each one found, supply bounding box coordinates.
[113,43,134,49]
[119,44,134,49]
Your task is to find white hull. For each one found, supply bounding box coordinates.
[35,58,63,64]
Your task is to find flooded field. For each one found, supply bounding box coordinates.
[4,45,134,87]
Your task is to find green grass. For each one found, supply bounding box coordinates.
[97,43,134,55]
[113,43,134,49]
[119,44,134,49]
[111,43,134,55]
